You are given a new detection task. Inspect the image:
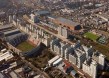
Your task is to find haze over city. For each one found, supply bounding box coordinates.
[0,0,109,78]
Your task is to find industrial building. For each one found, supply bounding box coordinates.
[46,17,82,38]
[54,17,82,31]
[34,10,50,16]
[48,55,60,66]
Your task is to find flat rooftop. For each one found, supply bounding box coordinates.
[0,24,13,30]
[56,17,80,27]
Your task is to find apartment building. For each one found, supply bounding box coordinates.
[82,58,98,78]
[92,52,105,70]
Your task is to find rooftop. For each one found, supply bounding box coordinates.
[56,17,79,27]
[0,72,8,78]
[0,51,13,62]
[75,48,85,57]
[34,10,50,15]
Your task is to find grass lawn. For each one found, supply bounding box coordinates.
[90,42,109,60]
[84,32,99,41]
[81,39,109,60]
[16,41,35,52]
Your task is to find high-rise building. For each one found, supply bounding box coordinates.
[92,52,105,70]
[82,59,98,78]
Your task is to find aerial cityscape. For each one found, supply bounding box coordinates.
[0,0,109,78]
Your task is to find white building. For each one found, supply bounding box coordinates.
[58,26,69,38]
[64,45,73,60]
[30,14,39,23]
[69,53,77,65]
[92,52,105,70]
[50,38,61,55]
[50,38,105,77]
[52,58,63,66]
[98,54,105,70]
[75,48,86,68]
[48,55,60,66]
[82,45,93,58]
[60,42,70,57]
[0,51,14,62]
[82,59,98,78]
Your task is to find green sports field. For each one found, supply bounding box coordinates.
[84,32,99,41]
[16,41,35,52]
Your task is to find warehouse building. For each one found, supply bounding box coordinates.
[4,29,21,37]
[48,55,60,66]
[54,17,82,31]
[0,51,14,62]
[34,10,50,16]
[49,17,82,38]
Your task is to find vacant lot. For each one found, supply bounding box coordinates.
[16,41,35,52]
[28,49,55,68]
[81,38,109,60]
[84,32,99,41]
[90,42,109,60]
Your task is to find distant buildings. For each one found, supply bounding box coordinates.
[34,10,50,16]
[96,14,109,22]
[60,8,74,14]
[30,14,39,23]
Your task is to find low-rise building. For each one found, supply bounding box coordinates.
[48,55,60,66]
[0,51,14,62]
[34,10,50,16]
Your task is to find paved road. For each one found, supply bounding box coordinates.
[21,57,50,78]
